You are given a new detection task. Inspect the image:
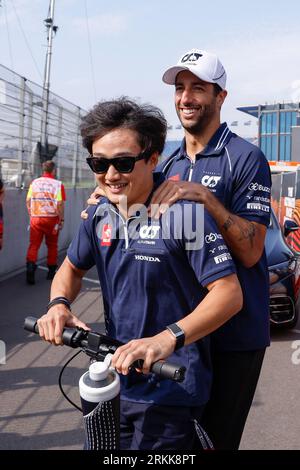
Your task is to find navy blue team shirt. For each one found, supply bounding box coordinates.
[67,174,236,407]
[157,122,272,351]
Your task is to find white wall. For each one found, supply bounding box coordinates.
[0,188,92,279]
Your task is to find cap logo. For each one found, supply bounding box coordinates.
[181,52,202,64]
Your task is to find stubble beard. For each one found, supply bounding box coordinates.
[176,104,216,135]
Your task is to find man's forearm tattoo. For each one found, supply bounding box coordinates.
[222,216,234,231]
[239,221,256,247]
[222,216,256,247]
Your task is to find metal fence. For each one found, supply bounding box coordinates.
[0,63,94,188]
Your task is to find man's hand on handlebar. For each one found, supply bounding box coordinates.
[37,306,90,346]
[24,316,186,382]
[111,330,176,376]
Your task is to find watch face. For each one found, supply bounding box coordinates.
[167,323,185,350]
[174,329,183,338]
[168,323,183,336]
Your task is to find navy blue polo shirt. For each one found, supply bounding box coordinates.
[67,174,236,407]
[157,122,272,351]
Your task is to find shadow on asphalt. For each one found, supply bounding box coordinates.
[270,327,300,342]
[0,365,88,391]
[0,429,83,450]
[1,263,105,450]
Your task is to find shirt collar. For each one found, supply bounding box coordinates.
[176,122,232,160]
[42,172,55,179]
[144,172,165,207]
[94,172,166,219]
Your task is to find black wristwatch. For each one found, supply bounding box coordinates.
[166,323,185,351]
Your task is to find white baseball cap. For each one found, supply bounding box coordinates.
[162,48,227,90]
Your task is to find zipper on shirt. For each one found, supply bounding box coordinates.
[109,206,139,250]
[108,206,128,249]
[188,160,195,182]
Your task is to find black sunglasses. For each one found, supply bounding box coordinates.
[86,152,148,174]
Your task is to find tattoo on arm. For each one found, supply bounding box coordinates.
[222,216,256,247]
[239,222,256,247]
[222,216,234,231]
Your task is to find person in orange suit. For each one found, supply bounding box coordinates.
[0,177,4,251]
[26,160,66,284]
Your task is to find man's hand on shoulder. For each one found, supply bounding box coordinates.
[149,180,211,218]
[81,186,105,220]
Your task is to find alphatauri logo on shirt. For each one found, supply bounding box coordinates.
[139,225,160,239]
[201,175,221,188]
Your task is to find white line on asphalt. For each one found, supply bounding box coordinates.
[37,265,100,285]
[37,265,50,271]
[82,277,100,285]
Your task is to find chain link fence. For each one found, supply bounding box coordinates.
[0,63,94,188]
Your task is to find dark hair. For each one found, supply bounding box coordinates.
[213,83,223,96]
[80,97,167,159]
[42,160,55,173]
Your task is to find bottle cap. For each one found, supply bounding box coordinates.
[79,361,120,403]
[89,361,108,381]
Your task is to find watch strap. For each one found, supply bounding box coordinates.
[47,296,71,312]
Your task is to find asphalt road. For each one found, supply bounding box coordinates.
[240,314,300,450]
[0,257,300,450]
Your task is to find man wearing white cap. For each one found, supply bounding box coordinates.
[150,49,271,449]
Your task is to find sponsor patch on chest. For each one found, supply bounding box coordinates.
[101,224,112,246]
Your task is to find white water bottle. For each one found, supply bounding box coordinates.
[79,360,120,450]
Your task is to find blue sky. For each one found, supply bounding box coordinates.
[1,0,300,139]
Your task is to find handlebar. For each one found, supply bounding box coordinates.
[24,316,186,383]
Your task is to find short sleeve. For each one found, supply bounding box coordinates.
[165,203,237,287]
[26,185,32,200]
[231,147,271,227]
[67,216,95,270]
[56,183,66,202]
[61,184,66,201]
[188,208,236,286]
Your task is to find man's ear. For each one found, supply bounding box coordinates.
[217,90,227,108]
[148,152,159,170]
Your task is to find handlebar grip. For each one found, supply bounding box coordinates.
[24,316,39,334]
[24,316,81,348]
[150,360,186,383]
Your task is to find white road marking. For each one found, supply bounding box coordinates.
[37,265,100,285]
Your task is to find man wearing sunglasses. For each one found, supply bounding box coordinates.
[36,97,243,450]
[82,51,271,450]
